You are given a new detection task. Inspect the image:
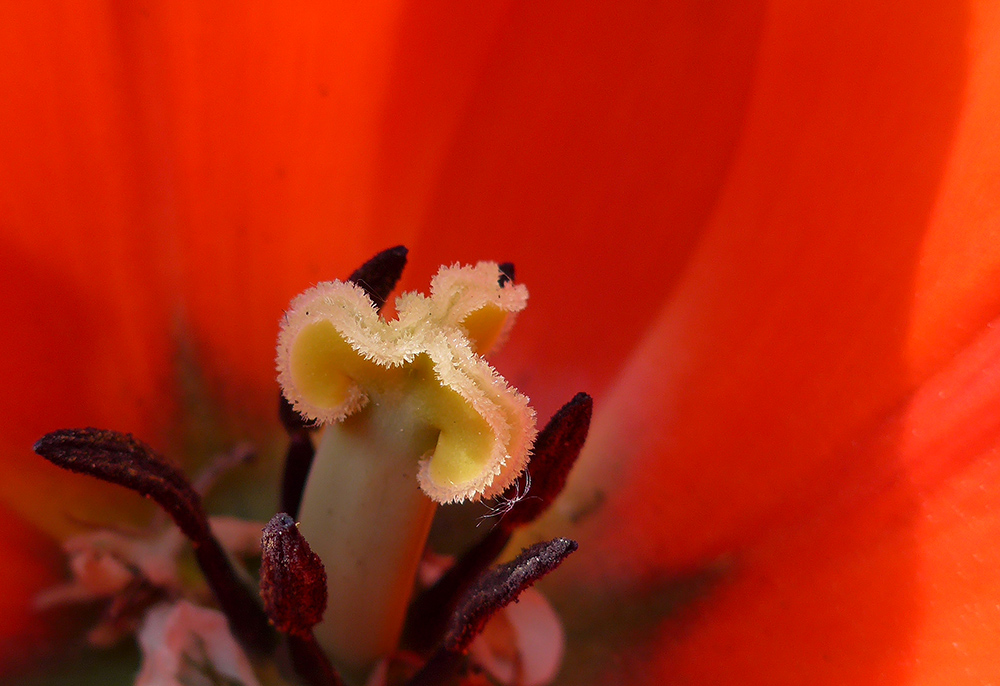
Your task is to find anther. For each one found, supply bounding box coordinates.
[406,539,578,686]
[498,262,515,287]
[500,392,592,530]
[260,513,343,686]
[34,428,275,655]
[260,513,327,636]
[347,245,409,309]
[404,393,591,652]
[280,392,314,434]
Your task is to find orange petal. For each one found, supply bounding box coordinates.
[620,305,1000,685]
[0,3,406,533]
[554,0,978,576]
[381,1,766,414]
[0,5,183,534]
[541,1,1000,683]
[905,1,1000,380]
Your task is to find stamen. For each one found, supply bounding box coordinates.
[280,392,314,434]
[497,262,515,287]
[403,528,509,654]
[192,443,256,496]
[260,513,343,686]
[34,429,275,655]
[260,513,326,637]
[499,392,592,530]
[347,245,409,310]
[404,393,592,652]
[288,633,347,686]
[448,538,578,650]
[406,539,578,686]
[280,430,316,520]
[279,393,316,518]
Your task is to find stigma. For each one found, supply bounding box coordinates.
[276,262,537,503]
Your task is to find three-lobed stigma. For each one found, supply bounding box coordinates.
[276,262,537,503]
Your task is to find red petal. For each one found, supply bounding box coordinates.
[0,504,62,674]
[385,1,764,414]
[558,0,985,576]
[544,2,1000,683]
[631,307,1000,685]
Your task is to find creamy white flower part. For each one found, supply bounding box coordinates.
[136,601,261,686]
[276,261,536,503]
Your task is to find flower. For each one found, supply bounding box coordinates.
[3,1,1000,684]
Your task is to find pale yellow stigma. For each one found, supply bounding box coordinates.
[276,262,536,503]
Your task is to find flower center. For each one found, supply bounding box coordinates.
[32,248,591,686]
[275,261,538,679]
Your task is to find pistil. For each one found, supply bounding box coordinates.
[298,396,438,680]
[276,258,536,682]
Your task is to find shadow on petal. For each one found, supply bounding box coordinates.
[0,505,65,674]
[528,0,972,683]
